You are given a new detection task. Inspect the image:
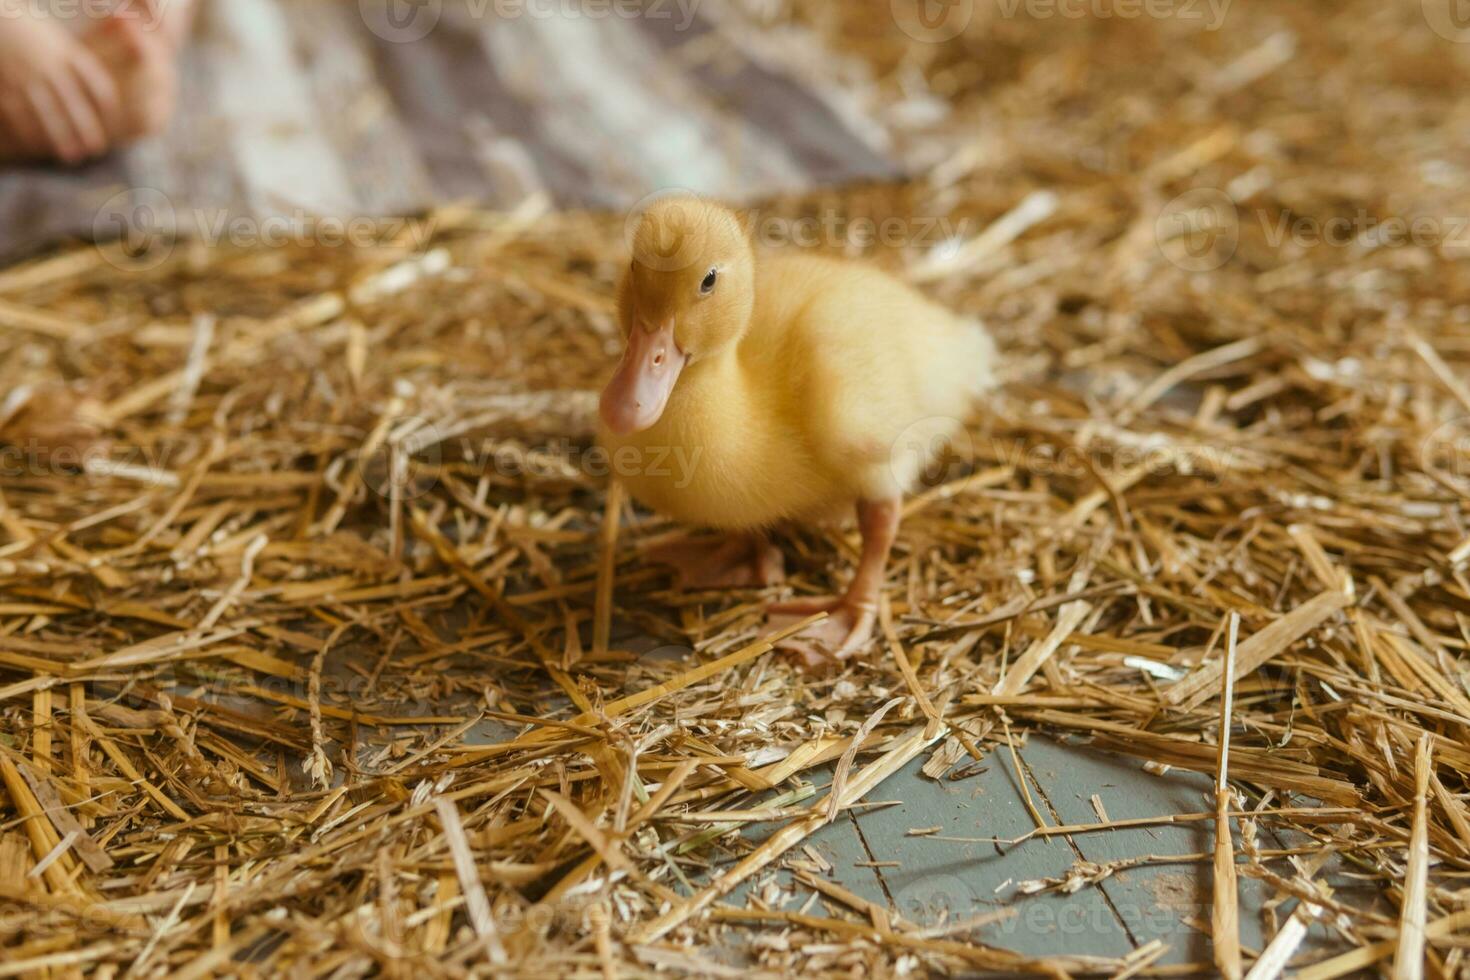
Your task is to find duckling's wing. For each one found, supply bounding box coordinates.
[786,270,995,499]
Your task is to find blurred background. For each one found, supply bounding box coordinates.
[3,0,1464,264]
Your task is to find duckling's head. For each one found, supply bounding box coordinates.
[600,197,754,435]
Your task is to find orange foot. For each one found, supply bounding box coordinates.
[764,594,878,672]
[646,532,785,590]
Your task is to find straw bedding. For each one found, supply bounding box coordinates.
[1,1,1469,975]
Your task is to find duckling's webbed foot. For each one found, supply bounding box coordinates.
[647,532,784,590]
[765,498,900,672]
[765,597,878,671]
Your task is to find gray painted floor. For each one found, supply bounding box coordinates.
[724,735,1364,968]
[215,607,1361,967]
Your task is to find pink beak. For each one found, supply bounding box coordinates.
[599,318,687,435]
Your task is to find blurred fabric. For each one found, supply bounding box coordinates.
[0,0,898,260]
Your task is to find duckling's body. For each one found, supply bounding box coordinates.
[606,252,993,528]
[599,199,996,666]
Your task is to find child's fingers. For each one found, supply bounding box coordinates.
[110,15,154,63]
[138,0,168,33]
[0,94,48,158]
[69,49,123,139]
[25,80,85,164]
[47,70,109,159]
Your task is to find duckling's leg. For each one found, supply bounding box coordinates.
[646,531,785,590]
[765,498,900,670]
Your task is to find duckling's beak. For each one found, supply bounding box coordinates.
[600,318,687,435]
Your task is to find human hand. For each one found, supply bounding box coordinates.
[0,6,122,164]
[83,12,179,141]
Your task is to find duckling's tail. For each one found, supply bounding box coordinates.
[960,318,999,398]
[915,315,997,428]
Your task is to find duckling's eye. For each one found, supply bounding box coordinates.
[700,268,718,295]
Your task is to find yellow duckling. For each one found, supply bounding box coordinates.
[599,198,997,667]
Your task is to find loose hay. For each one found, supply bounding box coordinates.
[2,2,1470,975]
